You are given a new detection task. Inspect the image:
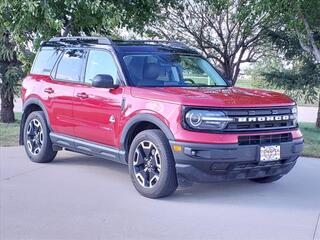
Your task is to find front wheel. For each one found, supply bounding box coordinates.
[128,129,178,198]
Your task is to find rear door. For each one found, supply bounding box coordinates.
[46,48,87,136]
[73,49,123,147]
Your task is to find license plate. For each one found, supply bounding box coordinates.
[260,145,281,161]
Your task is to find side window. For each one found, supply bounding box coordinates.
[84,50,119,84]
[31,47,62,75]
[55,49,86,82]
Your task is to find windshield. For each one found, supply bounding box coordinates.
[122,53,227,87]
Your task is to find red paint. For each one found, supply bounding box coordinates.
[130,87,295,107]
[73,83,123,146]
[22,75,301,148]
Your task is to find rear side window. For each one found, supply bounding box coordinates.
[31,47,62,75]
[55,49,86,82]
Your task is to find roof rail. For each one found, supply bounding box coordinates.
[49,36,113,45]
[46,37,191,50]
[113,40,189,49]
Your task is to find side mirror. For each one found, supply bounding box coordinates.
[92,74,119,89]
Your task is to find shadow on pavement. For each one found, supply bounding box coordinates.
[52,152,320,210]
[53,152,128,173]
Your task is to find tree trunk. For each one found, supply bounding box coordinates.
[316,94,320,128]
[0,92,15,123]
[221,59,235,84]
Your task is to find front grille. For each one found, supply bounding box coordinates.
[224,107,296,132]
[238,133,292,145]
[227,121,293,130]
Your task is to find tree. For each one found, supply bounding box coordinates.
[253,34,320,127]
[0,0,170,123]
[249,56,320,127]
[258,0,320,127]
[147,0,277,83]
[270,0,320,64]
[1,0,170,51]
[0,31,23,122]
[250,55,319,103]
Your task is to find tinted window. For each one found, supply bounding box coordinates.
[31,47,62,75]
[55,49,86,82]
[85,50,119,84]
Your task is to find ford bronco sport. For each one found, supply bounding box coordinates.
[20,36,304,198]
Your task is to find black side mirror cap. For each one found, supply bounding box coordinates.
[92,74,119,88]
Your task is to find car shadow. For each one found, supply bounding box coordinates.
[52,152,320,210]
[52,151,128,174]
[169,160,320,210]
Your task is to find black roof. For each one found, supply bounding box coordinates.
[42,36,199,55]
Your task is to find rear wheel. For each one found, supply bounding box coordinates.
[128,129,178,198]
[250,175,283,183]
[23,111,57,163]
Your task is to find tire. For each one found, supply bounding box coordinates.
[250,175,283,183]
[128,129,178,198]
[23,111,57,163]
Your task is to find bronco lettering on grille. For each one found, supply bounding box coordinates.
[237,115,291,122]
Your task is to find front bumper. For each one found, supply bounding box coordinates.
[170,138,303,182]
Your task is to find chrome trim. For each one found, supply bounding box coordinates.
[202,116,234,122]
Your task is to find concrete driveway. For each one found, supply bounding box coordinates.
[1,146,320,240]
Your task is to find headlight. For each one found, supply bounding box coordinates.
[291,106,298,125]
[292,106,297,114]
[185,109,233,130]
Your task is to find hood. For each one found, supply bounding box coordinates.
[131,86,295,107]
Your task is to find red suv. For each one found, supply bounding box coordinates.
[20,37,303,198]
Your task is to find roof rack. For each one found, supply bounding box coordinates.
[46,37,191,50]
[49,36,113,45]
[113,40,189,49]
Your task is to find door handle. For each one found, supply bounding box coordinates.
[76,92,89,99]
[44,88,54,94]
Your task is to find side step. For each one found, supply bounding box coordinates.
[50,133,127,164]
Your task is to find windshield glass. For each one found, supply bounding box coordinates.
[122,54,227,87]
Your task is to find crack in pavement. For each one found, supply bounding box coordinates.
[0,165,50,182]
[313,212,320,240]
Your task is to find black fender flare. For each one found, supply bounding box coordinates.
[119,113,175,161]
[19,98,51,145]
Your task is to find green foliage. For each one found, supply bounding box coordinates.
[0,0,170,73]
[254,57,319,103]
[265,0,320,63]
[2,66,23,98]
[250,0,320,111]
[0,31,23,99]
[1,0,169,39]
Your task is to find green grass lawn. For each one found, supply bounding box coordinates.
[0,112,319,158]
[299,123,320,158]
[0,112,21,146]
[235,78,255,89]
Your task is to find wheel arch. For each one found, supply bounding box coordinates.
[119,114,175,163]
[19,98,51,145]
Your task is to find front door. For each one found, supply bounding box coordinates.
[73,49,123,147]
